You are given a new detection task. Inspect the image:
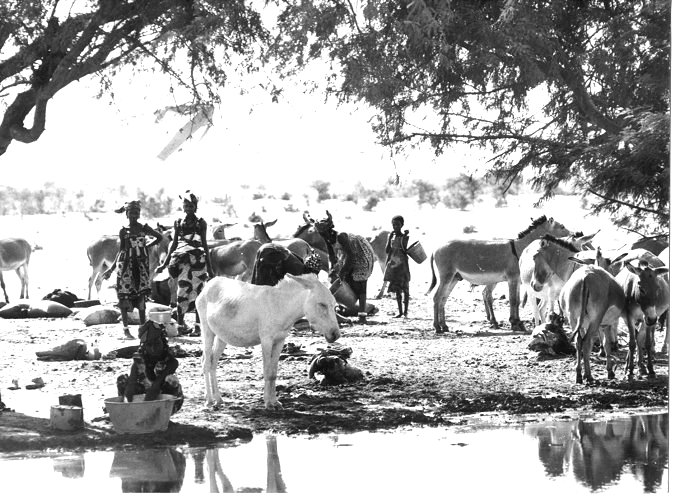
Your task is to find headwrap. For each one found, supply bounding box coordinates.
[180,190,199,208]
[392,215,404,225]
[114,200,141,214]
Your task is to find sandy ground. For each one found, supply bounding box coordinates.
[0,272,668,452]
[0,201,668,452]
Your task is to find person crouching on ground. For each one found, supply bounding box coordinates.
[156,190,214,336]
[335,231,375,324]
[116,319,183,414]
[384,215,411,318]
[103,200,165,339]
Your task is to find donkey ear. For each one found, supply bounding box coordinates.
[326,210,333,220]
[265,219,278,228]
[610,252,628,264]
[655,267,669,276]
[624,261,640,275]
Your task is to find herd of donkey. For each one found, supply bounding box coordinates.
[0,210,669,395]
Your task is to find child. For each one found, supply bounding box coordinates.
[116,319,183,414]
[384,215,410,318]
[103,200,164,338]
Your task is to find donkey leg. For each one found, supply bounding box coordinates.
[660,311,669,354]
[482,284,499,328]
[0,272,8,303]
[624,316,637,380]
[261,336,286,409]
[18,264,28,299]
[645,322,656,379]
[433,274,459,333]
[507,278,525,331]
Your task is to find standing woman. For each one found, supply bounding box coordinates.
[103,200,165,339]
[156,190,214,336]
[384,215,410,318]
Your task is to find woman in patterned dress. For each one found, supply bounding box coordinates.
[103,200,165,338]
[335,231,375,324]
[156,191,214,336]
[383,215,411,318]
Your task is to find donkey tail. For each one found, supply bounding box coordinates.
[425,252,437,295]
[571,277,590,343]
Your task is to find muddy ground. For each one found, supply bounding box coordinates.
[0,277,668,453]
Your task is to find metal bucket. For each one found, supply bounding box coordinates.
[330,278,357,308]
[406,241,427,264]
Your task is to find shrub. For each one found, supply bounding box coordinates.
[311,180,331,202]
[412,180,440,207]
[137,189,174,218]
[363,195,379,211]
[442,175,482,210]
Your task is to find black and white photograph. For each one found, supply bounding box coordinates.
[0,0,669,495]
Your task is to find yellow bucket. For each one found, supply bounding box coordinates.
[406,241,427,264]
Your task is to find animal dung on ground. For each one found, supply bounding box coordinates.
[76,305,121,326]
[0,300,72,319]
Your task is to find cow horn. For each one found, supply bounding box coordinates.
[308,356,321,379]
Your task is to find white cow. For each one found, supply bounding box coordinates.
[196,273,341,409]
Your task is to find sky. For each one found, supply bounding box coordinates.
[0,65,487,198]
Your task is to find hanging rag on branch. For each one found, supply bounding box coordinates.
[155,103,214,160]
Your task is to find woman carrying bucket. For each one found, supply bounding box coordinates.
[384,215,411,318]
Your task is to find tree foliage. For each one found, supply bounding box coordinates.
[270,0,670,233]
[0,0,266,156]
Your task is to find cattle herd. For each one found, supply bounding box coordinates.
[0,211,669,408]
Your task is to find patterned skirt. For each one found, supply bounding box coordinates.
[116,255,151,301]
[168,246,209,316]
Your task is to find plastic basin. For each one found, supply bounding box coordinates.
[104,394,176,434]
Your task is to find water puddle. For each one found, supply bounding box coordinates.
[0,412,668,494]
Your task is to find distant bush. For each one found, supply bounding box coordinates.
[280,192,292,201]
[284,203,299,212]
[311,180,331,202]
[412,180,440,207]
[211,195,238,217]
[137,189,174,218]
[252,192,264,200]
[443,175,482,210]
[463,225,477,234]
[363,195,379,211]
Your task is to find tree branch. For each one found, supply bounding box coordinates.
[586,187,667,217]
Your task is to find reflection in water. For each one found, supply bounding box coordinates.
[205,435,286,493]
[109,448,186,493]
[52,453,85,479]
[24,413,666,494]
[526,413,668,492]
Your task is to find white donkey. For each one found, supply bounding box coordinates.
[196,273,341,409]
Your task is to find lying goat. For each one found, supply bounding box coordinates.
[196,273,341,409]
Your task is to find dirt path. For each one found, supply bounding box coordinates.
[0,276,668,453]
